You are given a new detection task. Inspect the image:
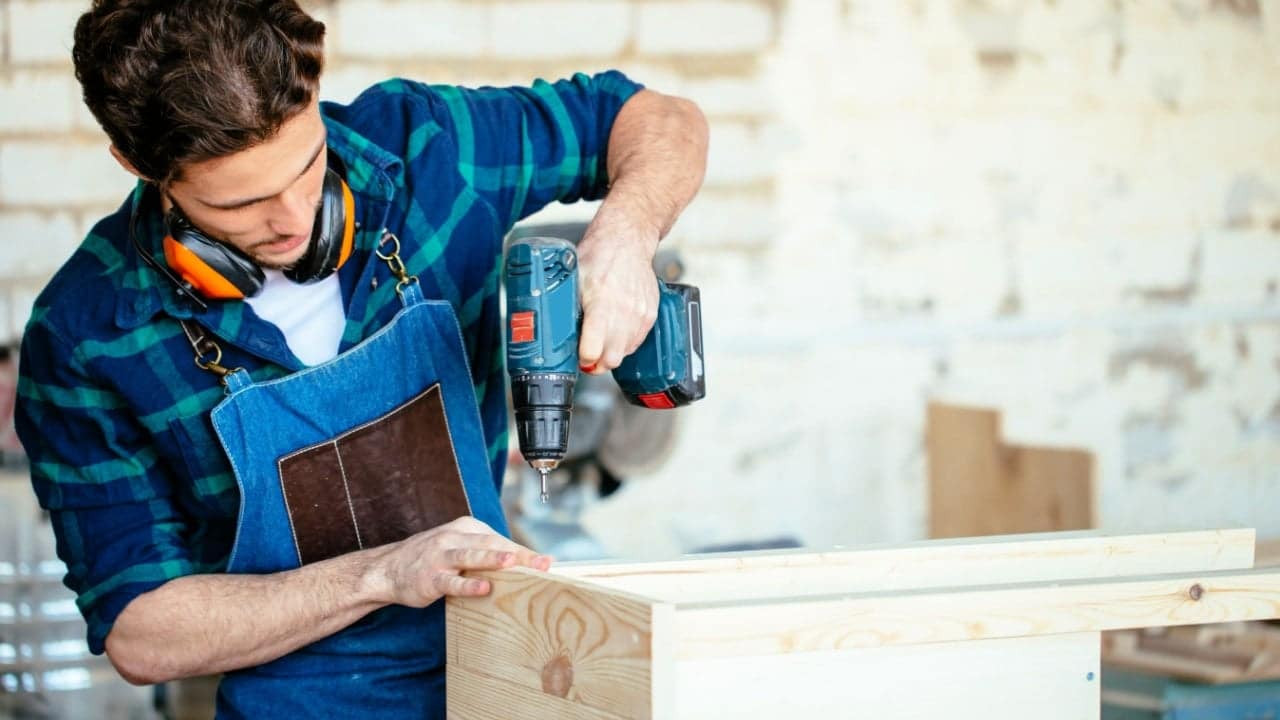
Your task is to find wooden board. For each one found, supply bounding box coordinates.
[447,567,674,719]
[927,402,1094,538]
[673,568,1280,659]
[448,664,630,720]
[448,530,1280,719]
[675,633,1101,720]
[554,528,1255,603]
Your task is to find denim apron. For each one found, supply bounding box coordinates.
[195,242,507,719]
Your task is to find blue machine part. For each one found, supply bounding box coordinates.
[504,237,580,376]
[612,282,703,404]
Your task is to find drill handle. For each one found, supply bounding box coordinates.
[612,281,706,409]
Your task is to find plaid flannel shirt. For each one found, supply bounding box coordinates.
[15,71,642,654]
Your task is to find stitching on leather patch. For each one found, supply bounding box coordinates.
[276,442,337,566]
[333,443,363,550]
[332,383,441,441]
[434,390,474,517]
[273,379,471,558]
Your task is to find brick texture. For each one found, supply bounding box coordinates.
[491,2,630,59]
[636,1,774,55]
[333,1,489,59]
[0,70,78,133]
[0,0,1277,555]
[0,141,135,208]
[8,0,81,65]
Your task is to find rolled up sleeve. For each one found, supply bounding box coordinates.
[15,320,196,654]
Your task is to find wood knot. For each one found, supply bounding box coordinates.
[541,654,574,698]
[1188,583,1204,601]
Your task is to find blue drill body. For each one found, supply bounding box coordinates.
[504,237,705,492]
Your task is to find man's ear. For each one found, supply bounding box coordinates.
[109,145,150,181]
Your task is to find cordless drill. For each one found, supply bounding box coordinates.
[504,236,705,501]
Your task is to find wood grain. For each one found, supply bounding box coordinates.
[553,529,1256,603]
[447,568,673,719]
[927,402,1094,538]
[447,664,631,720]
[674,568,1280,659]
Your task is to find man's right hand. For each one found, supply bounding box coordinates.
[367,516,552,608]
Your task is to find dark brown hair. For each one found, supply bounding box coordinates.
[73,0,326,186]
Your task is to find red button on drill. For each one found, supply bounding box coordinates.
[510,311,535,343]
[637,391,676,409]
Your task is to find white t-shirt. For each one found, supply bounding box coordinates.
[244,270,345,366]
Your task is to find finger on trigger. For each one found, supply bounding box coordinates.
[601,345,624,372]
[578,312,606,371]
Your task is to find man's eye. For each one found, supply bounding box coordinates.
[225,200,264,213]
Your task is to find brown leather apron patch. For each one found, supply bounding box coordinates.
[277,383,473,565]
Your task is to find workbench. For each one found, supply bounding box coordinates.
[446,529,1280,719]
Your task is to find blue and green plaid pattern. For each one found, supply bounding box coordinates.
[15,71,641,654]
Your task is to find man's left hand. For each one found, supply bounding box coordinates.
[575,205,660,374]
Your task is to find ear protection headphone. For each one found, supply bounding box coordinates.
[130,159,356,310]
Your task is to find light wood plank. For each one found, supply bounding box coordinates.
[927,402,1094,538]
[554,529,1256,603]
[675,633,1101,720]
[447,568,672,719]
[674,568,1280,659]
[447,664,629,720]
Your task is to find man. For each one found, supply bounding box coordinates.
[13,1,707,717]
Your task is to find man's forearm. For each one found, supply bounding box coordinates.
[572,89,708,370]
[106,544,391,685]
[603,89,709,240]
[103,517,548,686]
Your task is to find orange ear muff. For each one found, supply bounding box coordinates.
[163,235,251,300]
[338,178,355,268]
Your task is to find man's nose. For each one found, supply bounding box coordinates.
[268,187,315,237]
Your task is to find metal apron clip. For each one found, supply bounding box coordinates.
[182,231,421,389]
[178,318,248,392]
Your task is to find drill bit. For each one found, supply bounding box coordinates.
[538,468,550,503]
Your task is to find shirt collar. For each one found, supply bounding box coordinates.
[115,107,403,330]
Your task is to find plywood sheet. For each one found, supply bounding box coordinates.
[927,402,1094,538]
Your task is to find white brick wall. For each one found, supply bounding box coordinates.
[8,0,80,65]
[636,1,774,55]
[0,2,9,68]
[491,2,631,59]
[0,70,78,133]
[333,1,489,59]
[0,0,1277,554]
[0,141,134,208]
[0,211,79,278]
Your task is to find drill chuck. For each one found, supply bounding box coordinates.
[510,373,575,461]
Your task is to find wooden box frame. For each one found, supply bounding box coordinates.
[447,529,1280,719]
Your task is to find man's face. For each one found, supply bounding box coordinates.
[163,104,329,270]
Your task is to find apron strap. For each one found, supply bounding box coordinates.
[375,230,423,307]
[179,318,247,390]
[178,231,416,391]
